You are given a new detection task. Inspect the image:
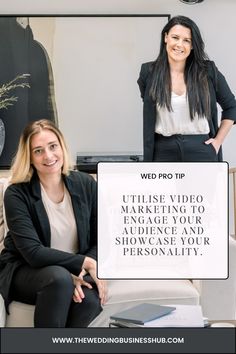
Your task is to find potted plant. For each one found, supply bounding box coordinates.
[0,73,30,156]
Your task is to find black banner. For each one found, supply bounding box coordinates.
[1,328,235,353]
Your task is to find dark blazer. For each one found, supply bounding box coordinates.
[0,170,97,310]
[137,60,236,161]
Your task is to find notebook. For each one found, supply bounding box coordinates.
[110,303,176,325]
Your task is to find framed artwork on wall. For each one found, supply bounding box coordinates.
[0,14,170,170]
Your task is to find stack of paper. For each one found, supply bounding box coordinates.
[144,304,204,327]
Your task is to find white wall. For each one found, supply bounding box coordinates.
[29,15,168,159]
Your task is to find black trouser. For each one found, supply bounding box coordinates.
[10,265,102,327]
[153,134,218,162]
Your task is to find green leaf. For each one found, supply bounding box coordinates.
[0,73,30,111]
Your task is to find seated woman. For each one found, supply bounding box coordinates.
[0,119,107,327]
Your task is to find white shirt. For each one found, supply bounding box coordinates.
[41,184,78,253]
[155,92,210,136]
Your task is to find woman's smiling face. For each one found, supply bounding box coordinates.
[165,24,192,64]
[30,129,64,178]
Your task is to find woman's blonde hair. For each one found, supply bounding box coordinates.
[10,119,72,184]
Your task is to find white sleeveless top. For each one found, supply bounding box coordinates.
[41,183,78,253]
[155,92,210,136]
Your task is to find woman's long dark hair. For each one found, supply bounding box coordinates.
[149,15,210,120]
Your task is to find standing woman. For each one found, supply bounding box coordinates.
[137,15,236,162]
[0,119,106,327]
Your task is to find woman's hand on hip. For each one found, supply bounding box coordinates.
[205,138,220,154]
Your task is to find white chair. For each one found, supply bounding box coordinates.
[229,167,236,240]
